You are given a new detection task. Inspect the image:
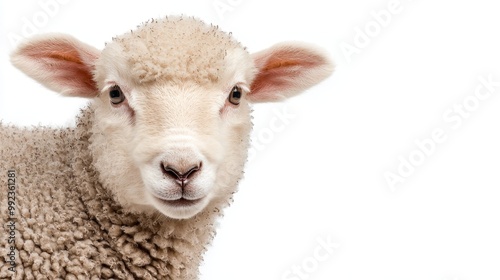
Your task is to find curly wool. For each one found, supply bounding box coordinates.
[0,106,224,279]
[110,16,243,84]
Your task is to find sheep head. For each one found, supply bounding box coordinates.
[10,16,334,219]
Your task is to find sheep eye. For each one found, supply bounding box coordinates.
[109,85,125,105]
[228,86,242,105]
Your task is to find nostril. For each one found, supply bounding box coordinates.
[162,164,182,180]
[161,162,202,182]
[184,162,201,179]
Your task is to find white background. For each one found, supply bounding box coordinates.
[1,1,500,279]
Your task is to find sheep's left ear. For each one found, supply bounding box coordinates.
[247,42,334,103]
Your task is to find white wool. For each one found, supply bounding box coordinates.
[2,15,334,279]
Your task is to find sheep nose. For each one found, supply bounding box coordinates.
[161,162,202,186]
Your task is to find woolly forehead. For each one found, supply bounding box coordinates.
[94,17,255,92]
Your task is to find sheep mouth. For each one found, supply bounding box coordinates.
[154,196,204,208]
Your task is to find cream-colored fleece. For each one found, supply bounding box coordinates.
[0,15,334,280]
[0,107,221,279]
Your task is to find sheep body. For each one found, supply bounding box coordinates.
[1,107,217,279]
[1,15,333,279]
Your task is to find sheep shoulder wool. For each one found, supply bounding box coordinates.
[0,106,219,280]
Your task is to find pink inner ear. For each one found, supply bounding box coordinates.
[23,41,97,97]
[250,48,327,101]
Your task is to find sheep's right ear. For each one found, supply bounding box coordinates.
[10,34,100,98]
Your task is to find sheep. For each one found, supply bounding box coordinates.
[0,16,334,279]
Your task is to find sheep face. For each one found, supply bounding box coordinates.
[10,17,334,220]
[89,19,256,219]
[91,80,253,220]
[91,41,255,219]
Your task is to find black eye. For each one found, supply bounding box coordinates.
[228,86,242,105]
[109,85,125,105]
